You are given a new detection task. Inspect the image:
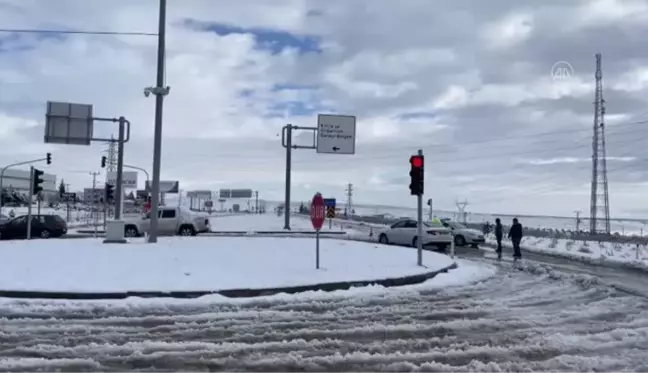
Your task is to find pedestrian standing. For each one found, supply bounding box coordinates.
[494,218,503,259]
[508,218,523,260]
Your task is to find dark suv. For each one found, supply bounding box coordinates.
[0,214,68,240]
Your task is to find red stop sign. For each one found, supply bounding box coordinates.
[310,193,325,230]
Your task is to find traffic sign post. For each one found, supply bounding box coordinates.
[324,198,336,229]
[44,101,132,243]
[281,114,356,230]
[311,193,326,269]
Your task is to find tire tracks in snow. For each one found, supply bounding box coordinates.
[0,262,647,372]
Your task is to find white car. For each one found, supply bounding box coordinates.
[440,219,485,247]
[377,219,453,251]
[123,206,210,237]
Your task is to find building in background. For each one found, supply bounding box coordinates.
[0,168,56,192]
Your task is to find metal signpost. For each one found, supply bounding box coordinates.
[324,198,336,229]
[44,101,131,243]
[427,198,433,221]
[311,193,325,270]
[281,114,356,230]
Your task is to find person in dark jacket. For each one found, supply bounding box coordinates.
[508,218,523,260]
[494,218,503,259]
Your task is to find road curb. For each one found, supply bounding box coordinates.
[0,262,458,300]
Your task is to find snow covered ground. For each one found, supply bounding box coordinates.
[0,236,455,293]
[485,234,648,270]
[0,260,646,371]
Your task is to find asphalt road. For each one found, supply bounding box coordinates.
[1,245,647,371]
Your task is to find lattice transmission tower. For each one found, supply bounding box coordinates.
[589,53,611,234]
[105,136,117,172]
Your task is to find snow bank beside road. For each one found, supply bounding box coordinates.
[0,236,455,294]
[486,235,648,270]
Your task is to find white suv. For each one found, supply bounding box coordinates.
[124,206,210,237]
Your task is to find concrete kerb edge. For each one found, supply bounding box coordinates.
[0,262,459,300]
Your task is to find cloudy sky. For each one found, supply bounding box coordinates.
[1,0,648,217]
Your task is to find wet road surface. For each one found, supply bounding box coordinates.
[1,254,647,371]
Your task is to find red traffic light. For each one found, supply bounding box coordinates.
[410,155,423,168]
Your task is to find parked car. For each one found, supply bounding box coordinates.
[377,219,453,252]
[123,206,210,237]
[0,214,68,240]
[440,218,485,247]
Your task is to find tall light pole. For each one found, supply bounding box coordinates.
[124,164,149,185]
[146,0,170,243]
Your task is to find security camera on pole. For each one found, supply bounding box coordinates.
[409,150,425,266]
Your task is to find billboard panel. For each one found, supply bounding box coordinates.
[230,189,253,198]
[187,190,211,199]
[146,180,179,194]
[106,171,138,189]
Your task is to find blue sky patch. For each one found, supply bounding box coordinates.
[183,19,322,55]
[272,84,318,91]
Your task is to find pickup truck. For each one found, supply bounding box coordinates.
[123,206,210,237]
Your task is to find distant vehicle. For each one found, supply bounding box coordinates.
[0,214,68,240]
[377,219,453,252]
[123,206,210,237]
[440,219,485,247]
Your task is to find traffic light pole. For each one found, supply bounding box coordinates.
[26,166,34,240]
[114,116,126,220]
[416,149,424,267]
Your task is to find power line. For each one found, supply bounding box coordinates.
[0,28,157,37]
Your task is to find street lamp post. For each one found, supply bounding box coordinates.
[123,164,149,185]
[145,0,170,243]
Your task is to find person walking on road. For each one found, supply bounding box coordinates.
[508,218,523,260]
[494,218,503,260]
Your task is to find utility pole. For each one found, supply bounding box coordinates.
[345,183,354,217]
[255,191,259,213]
[575,210,581,231]
[146,0,170,243]
[456,199,468,224]
[89,171,100,237]
[589,53,611,234]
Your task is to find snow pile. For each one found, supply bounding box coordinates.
[486,234,648,270]
[0,236,455,293]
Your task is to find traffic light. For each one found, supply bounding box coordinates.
[32,168,45,194]
[105,183,114,203]
[46,152,52,165]
[101,156,107,168]
[409,155,424,196]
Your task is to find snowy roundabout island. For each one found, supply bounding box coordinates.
[0,236,458,299]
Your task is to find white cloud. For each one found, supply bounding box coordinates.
[1,0,648,218]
